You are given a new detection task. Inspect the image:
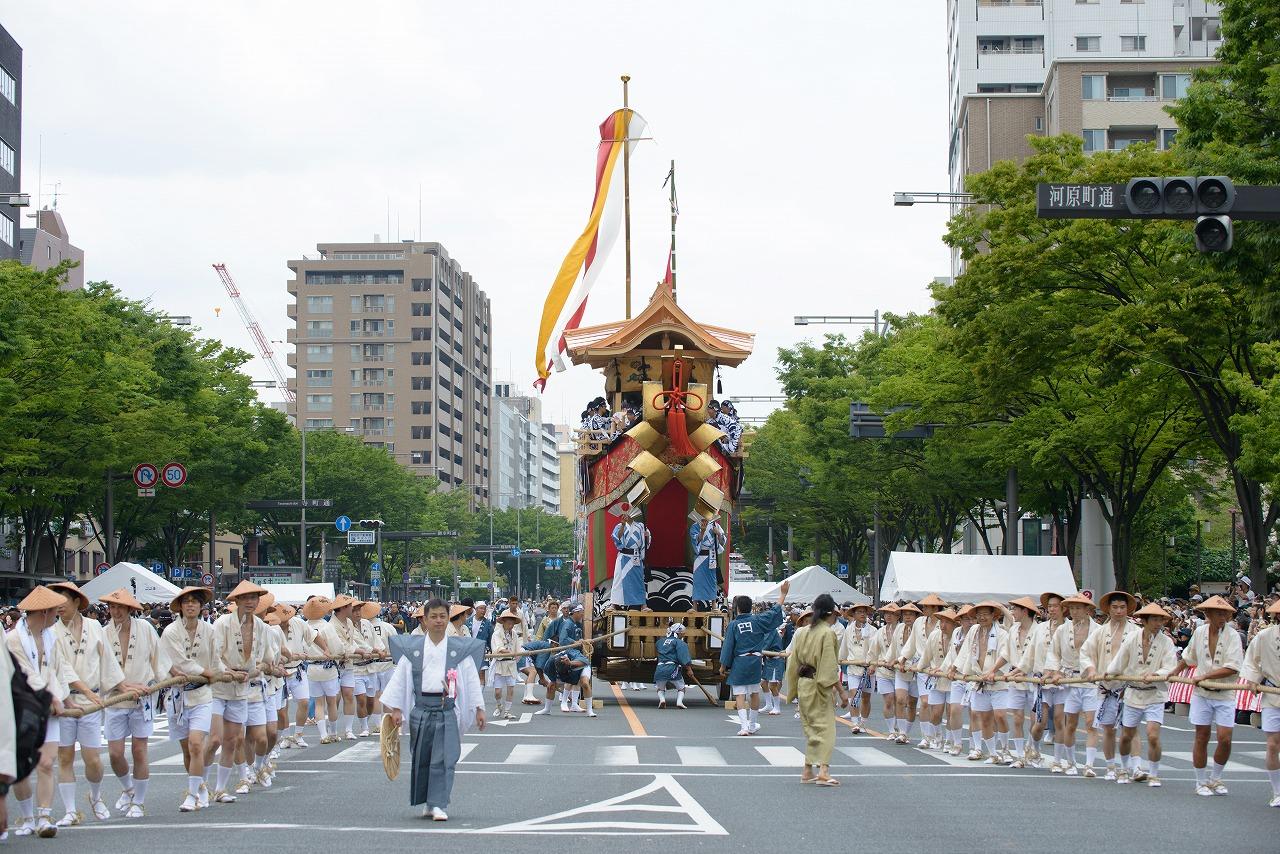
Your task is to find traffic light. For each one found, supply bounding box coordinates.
[1124,177,1236,252]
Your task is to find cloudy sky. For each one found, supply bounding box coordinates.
[7,2,950,426]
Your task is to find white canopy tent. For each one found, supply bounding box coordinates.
[262,582,335,606]
[879,552,1078,604]
[762,565,872,605]
[80,562,185,605]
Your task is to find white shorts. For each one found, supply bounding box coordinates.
[265,689,283,716]
[894,673,920,697]
[731,683,762,697]
[286,671,309,701]
[916,672,931,697]
[211,698,248,725]
[1262,707,1280,733]
[948,683,969,705]
[1006,688,1037,713]
[104,705,154,741]
[1189,695,1235,729]
[928,688,949,706]
[59,709,103,749]
[492,674,518,689]
[876,676,896,696]
[43,717,59,745]
[1063,685,1102,715]
[1040,685,1064,707]
[310,677,340,699]
[339,669,356,690]
[1121,703,1166,727]
[376,670,394,692]
[1095,692,1125,728]
[170,702,213,740]
[245,701,267,728]
[969,688,1006,713]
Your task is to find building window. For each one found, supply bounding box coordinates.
[411,351,431,366]
[1082,129,1105,153]
[1161,74,1191,100]
[306,295,333,313]
[330,251,404,260]
[411,376,432,391]
[1075,36,1100,52]
[0,139,13,176]
[306,394,333,411]
[1081,74,1106,100]
[0,66,14,105]
[411,426,432,440]
[411,401,432,415]
[411,278,432,292]
[306,320,333,338]
[306,369,333,387]
[306,344,333,363]
[1160,129,1178,150]
[1034,116,1044,132]
[412,303,431,316]
[305,418,334,429]
[412,327,431,341]
[1191,17,1222,42]
[0,214,11,248]
[410,451,431,465]
[1120,35,1146,52]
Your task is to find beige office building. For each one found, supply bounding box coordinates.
[287,240,492,503]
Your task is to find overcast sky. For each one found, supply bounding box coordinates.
[6,2,951,426]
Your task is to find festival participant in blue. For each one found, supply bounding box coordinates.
[719,581,790,736]
[689,514,727,608]
[654,623,693,709]
[523,637,559,716]
[380,599,487,822]
[552,644,597,718]
[610,507,651,609]
[760,618,787,716]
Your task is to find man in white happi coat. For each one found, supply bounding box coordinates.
[102,589,162,818]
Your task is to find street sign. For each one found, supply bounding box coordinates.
[171,566,182,579]
[837,563,849,579]
[150,561,164,575]
[370,562,381,573]
[381,530,461,541]
[246,498,334,510]
[470,544,517,553]
[95,562,110,575]
[554,558,563,568]
[133,463,158,489]
[162,461,188,488]
[511,548,522,557]
[137,488,156,498]
[347,530,376,546]
[370,577,381,589]
[334,515,352,533]
[201,573,215,587]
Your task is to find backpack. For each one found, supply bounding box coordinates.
[9,651,52,783]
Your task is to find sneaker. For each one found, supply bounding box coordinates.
[571,704,585,713]
[180,794,199,813]
[56,811,83,828]
[1116,771,1130,785]
[293,736,310,748]
[676,701,688,709]
[560,701,571,712]
[967,749,983,761]
[213,790,237,804]
[1269,794,1280,807]
[305,717,317,725]
[12,817,34,837]
[430,807,448,821]
[917,738,930,749]
[1147,776,1162,788]
[1010,758,1025,769]
[1210,779,1228,796]
[748,722,760,734]
[1064,764,1079,777]
[358,729,371,737]
[257,769,273,788]
[345,732,358,741]
[279,734,296,749]
[115,790,135,812]
[1049,761,1063,774]
[36,815,57,838]
[1131,768,1149,782]
[534,706,551,715]
[505,711,517,720]
[983,755,999,765]
[1195,784,1215,797]
[586,708,598,718]
[1082,766,1097,779]
[124,804,145,819]
[1104,768,1117,781]
[737,727,751,736]
[197,784,210,809]
[90,798,111,821]
[233,780,251,796]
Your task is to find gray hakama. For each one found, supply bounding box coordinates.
[408,695,460,808]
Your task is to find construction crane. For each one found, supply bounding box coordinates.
[212,263,295,403]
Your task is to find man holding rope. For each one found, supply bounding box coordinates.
[1242,597,1280,807]
[1105,602,1178,788]
[1081,590,1140,781]
[160,586,220,812]
[720,580,789,736]
[102,589,161,818]
[206,581,270,803]
[1171,594,1244,797]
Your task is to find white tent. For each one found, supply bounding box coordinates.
[763,565,872,605]
[262,582,335,606]
[879,552,1078,604]
[80,562,184,605]
[727,580,775,602]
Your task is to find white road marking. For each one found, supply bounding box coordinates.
[507,744,555,764]
[331,741,381,762]
[755,746,807,766]
[597,745,640,765]
[677,746,726,766]
[838,746,907,766]
[459,743,477,762]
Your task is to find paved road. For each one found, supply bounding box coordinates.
[24,682,1278,852]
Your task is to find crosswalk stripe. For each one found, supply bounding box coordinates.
[596,745,639,765]
[838,746,907,766]
[507,744,555,764]
[677,746,727,766]
[755,746,806,767]
[331,741,381,762]
[460,743,477,762]
[916,750,976,766]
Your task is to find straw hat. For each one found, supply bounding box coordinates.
[918,593,948,608]
[227,580,268,602]
[100,589,144,611]
[331,594,358,611]
[1040,591,1069,608]
[47,581,89,612]
[955,604,974,619]
[18,586,67,613]
[1008,596,1041,615]
[877,603,899,614]
[265,604,296,625]
[380,714,401,781]
[253,592,277,617]
[359,602,381,620]
[171,586,213,610]
[302,597,334,621]
[935,608,958,623]
[1098,590,1137,612]
[1060,595,1097,611]
[1134,603,1171,620]
[1265,599,1280,616]
[849,602,873,614]
[897,602,924,616]
[796,610,813,626]
[496,609,522,624]
[449,603,471,621]
[1194,595,1236,615]
[410,604,425,620]
[971,600,1007,617]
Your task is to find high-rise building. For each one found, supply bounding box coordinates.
[555,424,578,521]
[490,382,560,513]
[287,240,492,502]
[0,24,21,261]
[20,208,85,289]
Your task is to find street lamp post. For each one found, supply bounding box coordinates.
[300,426,307,578]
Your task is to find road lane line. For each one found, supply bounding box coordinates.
[596,745,640,765]
[507,744,556,764]
[459,743,477,762]
[838,746,907,766]
[610,682,648,737]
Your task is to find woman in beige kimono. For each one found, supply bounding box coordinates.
[784,593,841,787]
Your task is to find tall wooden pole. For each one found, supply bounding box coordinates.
[622,75,632,319]
[668,159,677,302]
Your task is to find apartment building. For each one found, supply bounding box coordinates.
[0,23,21,261]
[287,240,492,502]
[490,383,560,514]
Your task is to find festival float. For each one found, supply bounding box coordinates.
[534,78,754,694]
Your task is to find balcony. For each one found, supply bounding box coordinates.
[287,279,298,296]
[357,404,392,412]
[286,302,297,320]
[351,379,388,388]
[353,354,386,363]
[349,329,389,338]
[354,304,387,314]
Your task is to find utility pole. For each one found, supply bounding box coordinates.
[105,469,115,565]
[300,426,307,576]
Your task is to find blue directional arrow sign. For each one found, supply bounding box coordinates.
[511,548,521,557]
[370,562,381,573]
[554,559,562,568]
[334,515,352,533]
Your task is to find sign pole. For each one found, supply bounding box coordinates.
[376,525,384,603]
[299,426,307,579]
[208,510,216,583]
